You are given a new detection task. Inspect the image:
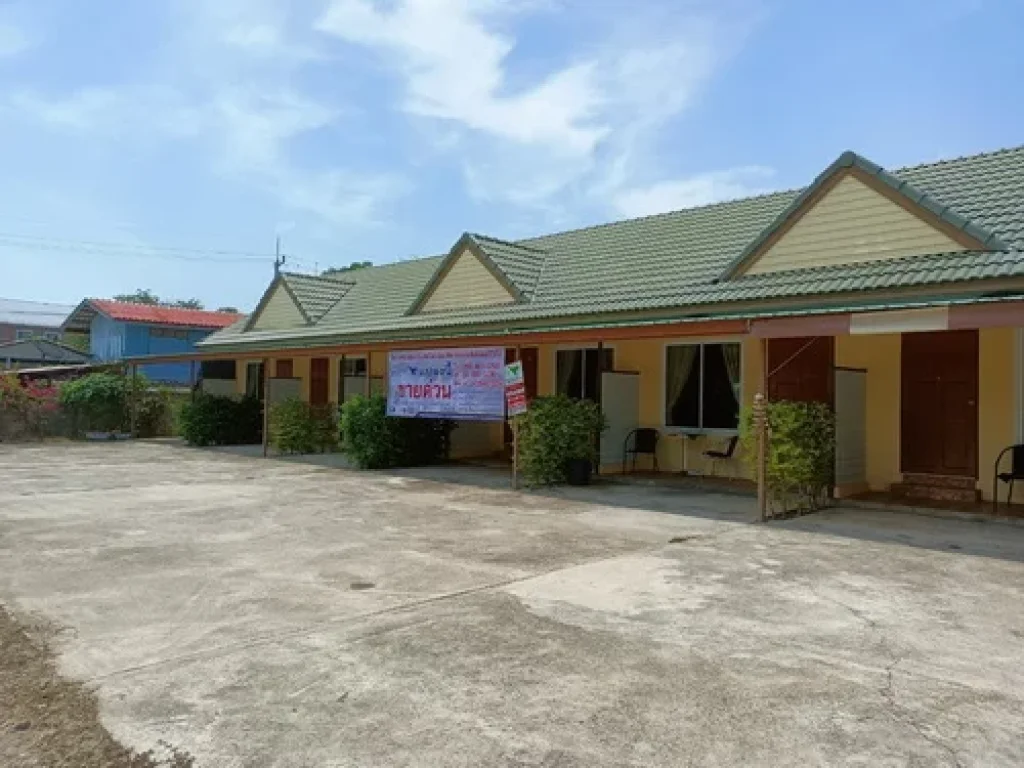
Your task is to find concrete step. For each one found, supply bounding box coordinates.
[901,473,977,490]
[892,480,980,504]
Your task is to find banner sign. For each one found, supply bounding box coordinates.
[387,347,505,420]
[504,361,528,417]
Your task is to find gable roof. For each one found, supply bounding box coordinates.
[200,145,1024,351]
[717,150,1011,280]
[64,300,243,332]
[0,338,91,365]
[408,233,532,313]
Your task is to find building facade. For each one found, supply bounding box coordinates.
[138,146,1024,508]
[63,300,242,384]
[0,298,75,344]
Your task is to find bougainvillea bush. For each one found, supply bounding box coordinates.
[0,374,61,441]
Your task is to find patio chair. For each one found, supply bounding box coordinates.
[993,444,1024,513]
[623,428,659,474]
[703,435,739,476]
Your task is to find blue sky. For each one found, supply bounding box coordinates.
[1,0,1022,311]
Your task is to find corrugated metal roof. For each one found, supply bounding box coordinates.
[89,300,243,328]
[0,298,75,328]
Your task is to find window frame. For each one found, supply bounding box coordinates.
[551,343,617,402]
[661,337,744,436]
[15,329,34,341]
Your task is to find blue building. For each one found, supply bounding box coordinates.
[62,300,243,384]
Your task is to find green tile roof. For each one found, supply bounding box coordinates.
[469,233,548,299]
[202,145,1024,350]
[280,272,354,323]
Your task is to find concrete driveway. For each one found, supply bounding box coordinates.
[1,442,1022,767]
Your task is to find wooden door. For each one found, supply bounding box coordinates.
[900,330,978,477]
[766,337,834,405]
[310,358,329,406]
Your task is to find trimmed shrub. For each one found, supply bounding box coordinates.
[741,400,835,514]
[516,395,606,487]
[340,393,453,469]
[269,399,338,454]
[179,394,262,447]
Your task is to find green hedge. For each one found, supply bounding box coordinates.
[179,394,262,447]
[742,400,835,514]
[340,393,453,469]
[516,395,605,486]
[58,371,174,437]
[269,399,338,454]
[59,372,130,433]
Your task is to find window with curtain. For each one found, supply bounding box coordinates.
[246,362,265,400]
[339,356,368,402]
[665,342,741,430]
[557,348,610,403]
[556,348,614,401]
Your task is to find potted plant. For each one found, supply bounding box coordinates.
[517,395,606,487]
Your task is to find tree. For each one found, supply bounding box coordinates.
[323,260,372,276]
[216,306,240,314]
[111,290,205,310]
[114,289,159,305]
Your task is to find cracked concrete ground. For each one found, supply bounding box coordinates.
[1,441,1023,767]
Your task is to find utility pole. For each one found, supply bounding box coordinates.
[274,236,286,275]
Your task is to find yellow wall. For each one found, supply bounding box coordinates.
[421,249,515,313]
[745,174,964,275]
[535,339,752,478]
[979,328,1015,502]
[251,284,306,331]
[221,328,1021,502]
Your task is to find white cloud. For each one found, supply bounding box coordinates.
[6,2,406,230]
[318,0,607,155]
[318,0,761,219]
[0,21,31,57]
[612,166,775,218]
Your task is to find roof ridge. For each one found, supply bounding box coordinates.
[515,189,801,246]
[281,270,355,285]
[892,143,1024,173]
[516,144,1024,248]
[470,233,549,253]
[93,298,240,315]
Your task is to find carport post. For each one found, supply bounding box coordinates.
[512,345,521,491]
[128,363,138,438]
[755,393,768,521]
[262,356,271,457]
[595,340,605,476]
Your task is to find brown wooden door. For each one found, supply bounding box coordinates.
[766,337,834,405]
[310,358,329,406]
[900,330,978,477]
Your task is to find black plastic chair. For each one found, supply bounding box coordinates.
[993,444,1024,512]
[703,435,739,476]
[623,428,659,474]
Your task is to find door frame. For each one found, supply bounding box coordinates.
[899,329,979,478]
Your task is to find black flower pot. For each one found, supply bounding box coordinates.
[566,458,592,486]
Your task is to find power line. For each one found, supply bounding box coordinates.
[0,232,276,262]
